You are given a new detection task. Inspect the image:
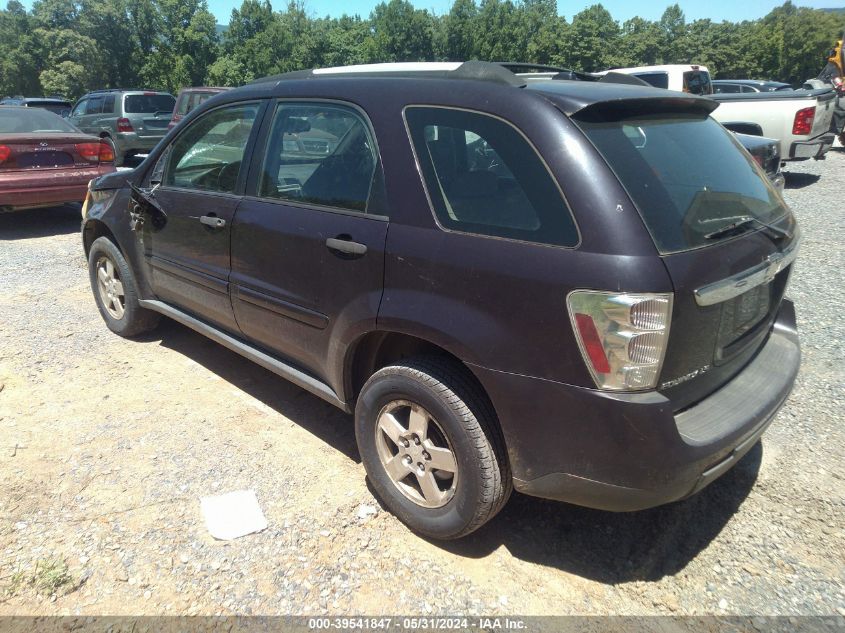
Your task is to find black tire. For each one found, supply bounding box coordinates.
[355,356,511,539]
[88,236,160,337]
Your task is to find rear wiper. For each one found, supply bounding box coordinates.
[704,215,792,241]
[704,217,755,240]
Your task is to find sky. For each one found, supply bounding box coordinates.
[204,0,844,23]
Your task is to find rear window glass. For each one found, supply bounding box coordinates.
[683,70,712,95]
[405,107,578,247]
[634,72,669,89]
[0,107,78,133]
[26,101,72,115]
[577,114,788,254]
[124,94,175,114]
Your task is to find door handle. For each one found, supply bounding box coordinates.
[199,215,226,229]
[326,237,367,256]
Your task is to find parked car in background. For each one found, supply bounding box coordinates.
[0,96,73,116]
[735,133,785,192]
[81,62,800,539]
[600,64,713,95]
[70,89,175,166]
[712,80,793,94]
[169,87,229,129]
[0,106,115,212]
[710,88,836,161]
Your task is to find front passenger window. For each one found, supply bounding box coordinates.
[258,103,377,212]
[164,103,259,194]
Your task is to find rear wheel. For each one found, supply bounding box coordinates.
[355,356,511,539]
[88,236,159,337]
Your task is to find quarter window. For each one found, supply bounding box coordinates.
[405,107,578,247]
[164,103,259,194]
[258,103,377,212]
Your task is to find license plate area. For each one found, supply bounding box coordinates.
[715,282,772,364]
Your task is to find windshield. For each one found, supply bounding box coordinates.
[124,94,175,114]
[683,70,712,95]
[0,107,78,133]
[577,114,789,254]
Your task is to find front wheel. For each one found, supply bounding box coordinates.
[355,356,511,539]
[88,236,160,337]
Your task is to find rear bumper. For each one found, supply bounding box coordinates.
[0,166,115,210]
[788,133,834,160]
[114,132,165,154]
[472,300,800,512]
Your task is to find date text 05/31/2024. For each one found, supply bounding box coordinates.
[308,618,527,630]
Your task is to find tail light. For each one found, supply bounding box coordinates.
[98,142,114,162]
[0,145,10,164]
[75,142,115,163]
[117,118,134,133]
[75,143,101,161]
[792,107,815,136]
[568,291,673,391]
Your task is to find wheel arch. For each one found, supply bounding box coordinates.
[344,330,501,433]
[82,218,119,257]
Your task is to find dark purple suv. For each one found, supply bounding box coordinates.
[81,62,800,539]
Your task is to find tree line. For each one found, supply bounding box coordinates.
[0,0,842,100]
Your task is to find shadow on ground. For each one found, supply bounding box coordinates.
[144,317,360,463]
[784,172,821,189]
[140,317,761,585]
[0,204,82,240]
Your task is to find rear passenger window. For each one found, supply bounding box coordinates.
[258,103,377,212]
[405,107,578,247]
[102,95,115,113]
[85,96,104,115]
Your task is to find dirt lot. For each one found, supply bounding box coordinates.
[1,152,843,618]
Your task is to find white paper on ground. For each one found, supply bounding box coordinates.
[200,489,268,540]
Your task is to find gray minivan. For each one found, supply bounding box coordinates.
[70,89,175,166]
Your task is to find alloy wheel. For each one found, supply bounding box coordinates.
[374,400,458,508]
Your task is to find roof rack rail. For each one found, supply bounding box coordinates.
[87,88,162,94]
[249,61,527,88]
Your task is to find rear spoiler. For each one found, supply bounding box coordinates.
[572,95,719,120]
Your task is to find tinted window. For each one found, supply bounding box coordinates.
[258,103,377,212]
[633,72,669,89]
[164,103,259,193]
[103,95,115,113]
[85,96,104,115]
[26,100,72,115]
[0,107,78,133]
[124,94,176,114]
[577,114,788,254]
[683,70,712,95]
[714,83,741,94]
[405,107,577,247]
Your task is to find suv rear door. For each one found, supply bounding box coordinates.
[230,100,388,385]
[123,92,176,143]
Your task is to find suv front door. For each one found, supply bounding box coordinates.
[231,101,388,387]
[138,101,263,331]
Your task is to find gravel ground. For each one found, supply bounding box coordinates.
[0,150,843,618]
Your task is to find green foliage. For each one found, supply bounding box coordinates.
[0,0,842,100]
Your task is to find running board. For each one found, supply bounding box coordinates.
[139,299,351,413]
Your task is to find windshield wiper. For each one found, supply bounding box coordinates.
[704,215,792,241]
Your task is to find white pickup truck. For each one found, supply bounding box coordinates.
[604,64,837,162]
[710,89,837,161]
